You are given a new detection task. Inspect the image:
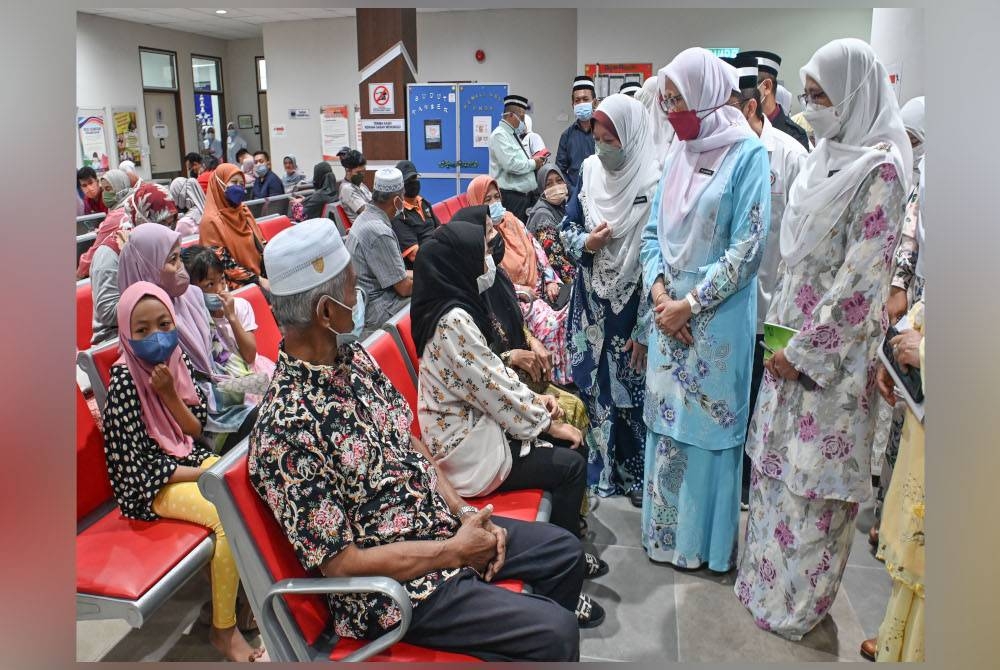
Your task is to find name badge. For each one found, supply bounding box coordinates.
[699,167,715,176]
[633,195,648,205]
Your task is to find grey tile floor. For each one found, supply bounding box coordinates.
[77,495,890,662]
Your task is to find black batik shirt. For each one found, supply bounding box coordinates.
[248,344,461,639]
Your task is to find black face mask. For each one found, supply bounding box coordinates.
[404,179,421,198]
[489,234,506,265]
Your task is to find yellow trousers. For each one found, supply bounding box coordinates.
[152,456,238,629]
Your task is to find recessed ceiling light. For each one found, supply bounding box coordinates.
[216,10,227,15]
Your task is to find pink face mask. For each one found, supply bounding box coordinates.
[544,183,569,205]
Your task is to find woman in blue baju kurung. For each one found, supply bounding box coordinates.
[639,48,771,572]
[561,94,659,501]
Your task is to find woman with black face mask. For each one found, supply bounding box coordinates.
[390,160,442,269]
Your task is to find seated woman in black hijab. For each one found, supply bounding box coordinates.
[449,206,597,504]
[412,218,605,577]
[296,161,339,221]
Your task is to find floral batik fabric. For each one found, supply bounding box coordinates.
[563,194,649,497]
[249,344,461,640]
[739,162,906,638]
[641,434,743,571]
[639,139,770,568]
[735,466,859,640]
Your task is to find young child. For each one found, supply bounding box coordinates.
[102,282,267,662]
[181,245,276,390]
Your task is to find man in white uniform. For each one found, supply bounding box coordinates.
[728,54,807,504]
[226,121,248,164]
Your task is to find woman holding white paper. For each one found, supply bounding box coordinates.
[734,38,911,640]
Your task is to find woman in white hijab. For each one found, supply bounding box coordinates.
[734,38,911,640]
[560,94,659,503]
[169,176,207,237]
[639,48,770,571]
[634,76,675,168]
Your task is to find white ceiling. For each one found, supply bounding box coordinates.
[80,8,476,41]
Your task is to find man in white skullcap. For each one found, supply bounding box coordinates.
[250,218,588,662]
[344,166,413,333]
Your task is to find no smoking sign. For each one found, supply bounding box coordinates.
[368,82,395,115]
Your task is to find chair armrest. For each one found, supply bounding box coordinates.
[262,576,413,662]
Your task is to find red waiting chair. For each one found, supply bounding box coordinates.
[76,387,214,628]
[232,283,282,362]
[199,443,483,662]
[257,215,293,242]
[362,331,421,439]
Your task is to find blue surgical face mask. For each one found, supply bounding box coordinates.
[224,184,245,207]
[574,102,594,121]
[204,293,224,312]
[228,129,237,138]
[488,201,506,222]
[254,163,268,177]
[321,288,366,348]
[129,329,179,365]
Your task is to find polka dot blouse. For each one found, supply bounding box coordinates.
[101,354,214,521]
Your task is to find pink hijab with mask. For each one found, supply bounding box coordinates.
[115,282,201,458]
[117,224,215,376]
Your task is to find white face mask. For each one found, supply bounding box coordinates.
[802,103,843,141]
[477,255,496,293]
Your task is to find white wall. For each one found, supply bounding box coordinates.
[223,37,266,155]
[76,12,229,179]
[577,8,873,115]
[416,9,577,151]
[870,8,924,104]
[261,17,359,179]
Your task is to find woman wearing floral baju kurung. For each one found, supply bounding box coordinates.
[734,38,911,640]
[639,48,771,571]
[561,94,658,502]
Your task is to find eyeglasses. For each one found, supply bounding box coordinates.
[797,91,829,107]
[658,92,685,114]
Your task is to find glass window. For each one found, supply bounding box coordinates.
[256,57,267,92]
[192,55,223,93]
[139,49,177,90]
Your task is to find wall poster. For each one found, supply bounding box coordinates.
[111,107,142,167]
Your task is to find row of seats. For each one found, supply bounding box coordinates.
[76,284,550,661]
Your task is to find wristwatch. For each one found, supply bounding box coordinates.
[686,292,702,315]
[458,505,478,519]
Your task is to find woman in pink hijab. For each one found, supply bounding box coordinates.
[117,223,264,447]
[101,282,267,662]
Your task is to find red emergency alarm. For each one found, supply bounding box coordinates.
[475,49,485,63]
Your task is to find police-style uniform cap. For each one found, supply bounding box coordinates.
[395,160,419,181]
[740,50,782,77]
[619,81,641,97]
[373,167,404,193]
[503,94,529,110]
[573,75,595,93]
[732,53,759,90]
[264,218,350,297]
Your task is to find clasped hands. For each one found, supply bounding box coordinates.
[453,505,507,582]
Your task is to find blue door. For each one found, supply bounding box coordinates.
[457,83,508,193]
[407,83,508,203]
[407,84,459,205]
